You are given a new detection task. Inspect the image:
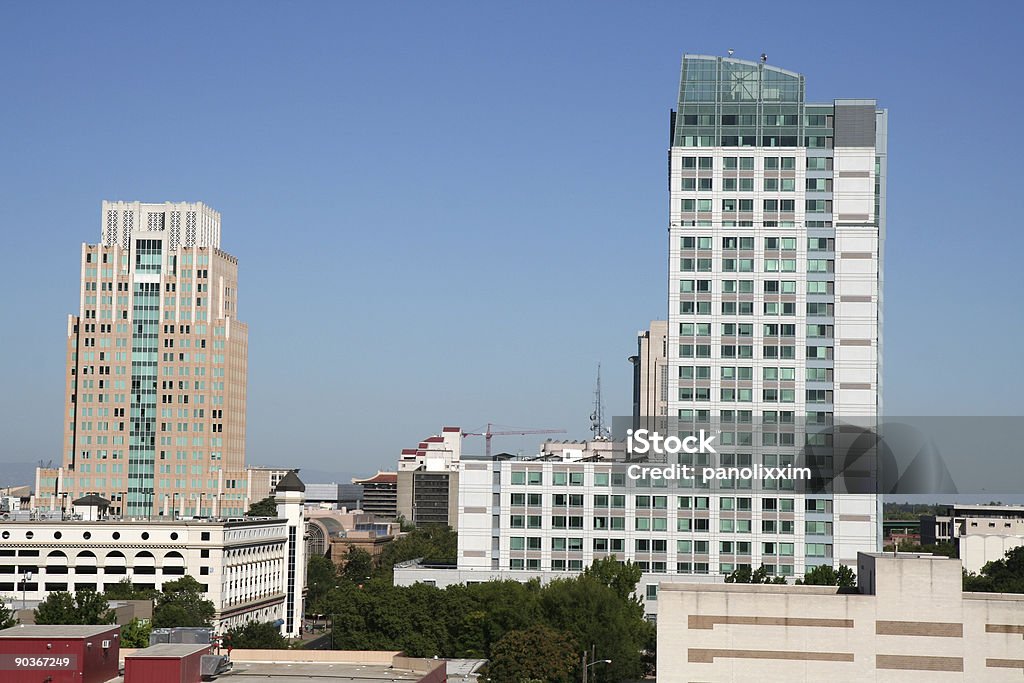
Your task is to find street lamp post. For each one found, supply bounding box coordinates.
[21,570,33,611]
[581,651,611,683]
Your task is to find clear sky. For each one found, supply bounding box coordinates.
[1,2,1022,477]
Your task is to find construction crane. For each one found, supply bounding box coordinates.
[462,423,567,458]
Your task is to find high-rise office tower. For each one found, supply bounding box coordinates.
[38,201,249,518]
[630,320,670,424]
[667,55,885,572]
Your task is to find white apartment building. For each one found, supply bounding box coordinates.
[665,54,885,571]
[1,472,306,636]
[396,54,886,606]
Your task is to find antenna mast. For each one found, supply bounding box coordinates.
[590,363,609,440]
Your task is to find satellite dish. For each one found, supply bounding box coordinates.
[727,49,734,57]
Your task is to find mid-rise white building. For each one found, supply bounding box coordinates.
[1,471,306,636]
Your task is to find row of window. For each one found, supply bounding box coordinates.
[679,156,833,171]
[680,323,834,338]
[681,199,834,213]
[510,536,829,555]
[679,388,834,403]
[679,114,833,127]
[507,518,827,540]
[677,135,833,148]
[681,280,835,294]
[679,220,834,228]
[680,259,834,273]
[681,366,831,381]
[681,302,834,317]
[680,178,833,192]
[685,237,810,250]
[679,344,835,360]
[510,494,800,511]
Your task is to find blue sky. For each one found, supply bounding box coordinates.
[1,2,1022,477]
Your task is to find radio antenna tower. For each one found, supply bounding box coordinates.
[590,363,610,440]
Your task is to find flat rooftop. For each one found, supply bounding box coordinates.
[223,661,424,682]
[0,625,117,638]
[127,643,211,658]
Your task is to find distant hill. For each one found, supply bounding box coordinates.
[0,462,43,490]
[0,461,382,493]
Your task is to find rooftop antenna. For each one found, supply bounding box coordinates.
[590,363,610,440]
[727,48,734,57]
[760,53,768,63]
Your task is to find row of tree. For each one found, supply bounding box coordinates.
[19,575,288,649]
[305,528,653,682]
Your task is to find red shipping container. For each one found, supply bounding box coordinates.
[0,624,120,683]
[124,642,211,683]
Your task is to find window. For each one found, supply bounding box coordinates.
[511,471,526,485]
[698,157,713,169]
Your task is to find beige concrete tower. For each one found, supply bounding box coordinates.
[36,201,249,518]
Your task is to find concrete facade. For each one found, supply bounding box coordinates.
[665,55,884,572]
[657,552,1024,682]
[631,320,670,422]
[35,201,251,518]
[397,428,461,528]
[0,485,306,636]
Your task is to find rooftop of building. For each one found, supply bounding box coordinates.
[117,648,450,683]
[127,643,211,658]
[274,470,305,492]
[0,513,285,526]
[352,471,398,485]
[0,624,117,638]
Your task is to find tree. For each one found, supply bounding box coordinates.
[246,496,277,517]
[104,578,159,602]
[540,574,653,682]
[964,546,1024,593]
[340,546,374,584]
[224,621,289,649]
[796,564,856,587]
[120,618,152,647]
[377,527,457,577]
[583,557,644,601]
[34,590,115,625]
[153,576,216,628]
[485,625,577,683]
[0,602,17,629]
[725,565,787,584]
[305,554,339,614]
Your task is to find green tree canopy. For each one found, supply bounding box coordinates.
[246,496,277,517]
[224,621,288,649]
[964,546,1024,593]
[485,625,577,683]
[34,590,115,625]
[377,527,457,577]
[340,546,374,584]
[726,565,788,584]
[120,618,152,647]
[305,554,339,614]
[313,557,651,678]
[796,564,856,587]
[0,602,17,629]
[104,578,159,602]
[153,576,216,628]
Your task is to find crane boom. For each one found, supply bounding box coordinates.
[462,423,568,457]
